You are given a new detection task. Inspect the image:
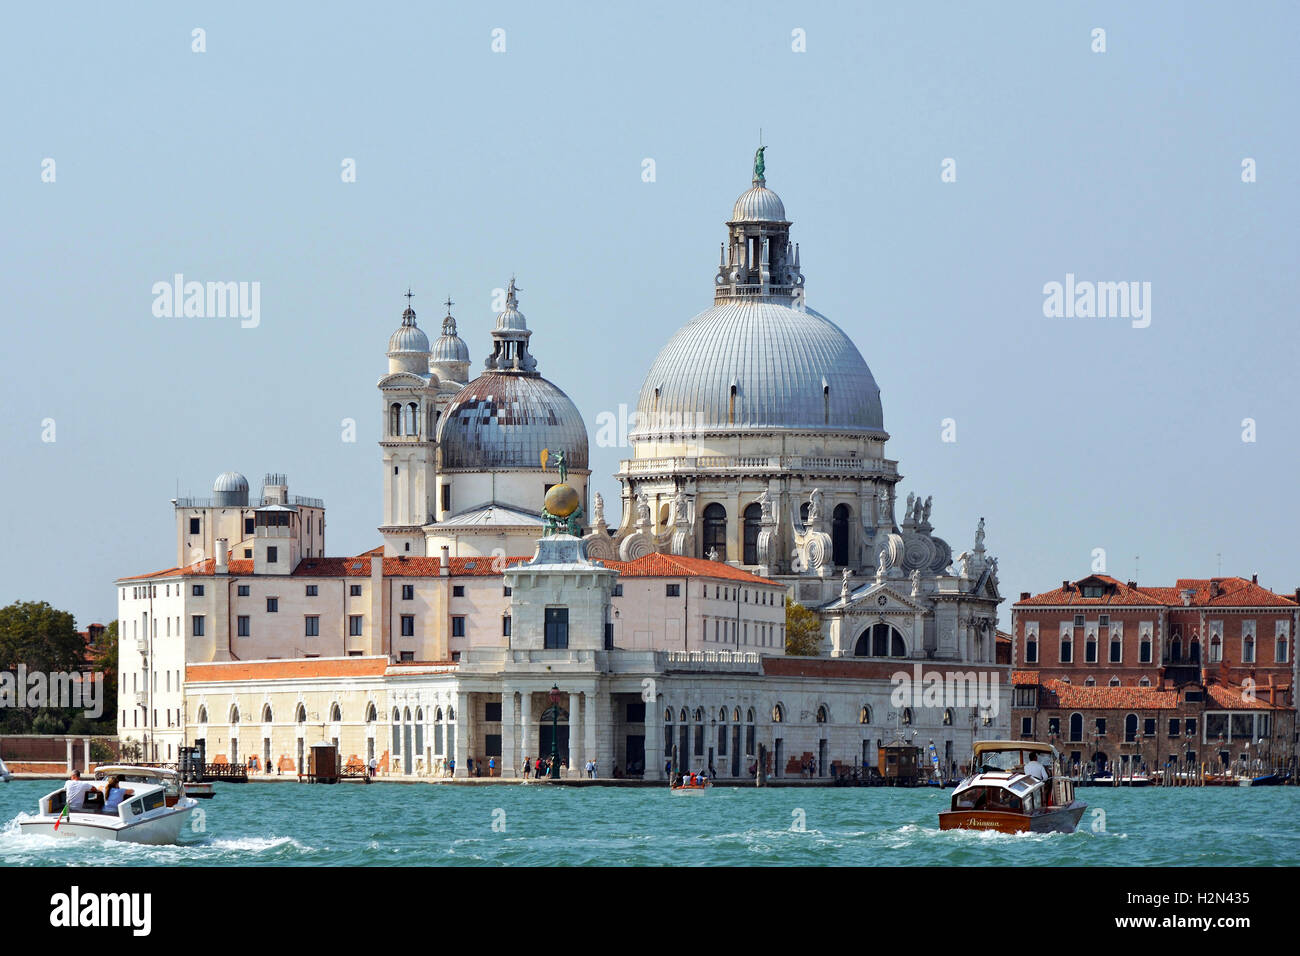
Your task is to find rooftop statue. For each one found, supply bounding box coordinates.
[753,145,766,182]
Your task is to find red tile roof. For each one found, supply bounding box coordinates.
[1012,670,1039,685]
[1016,575,1296,609]
[1206,683,1290,711]
[603,552,778,584]
[187,657,389,682]
[1041,679,1182,710]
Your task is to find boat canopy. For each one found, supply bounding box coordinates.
[93,765,179,780]
[973,740,1053,757]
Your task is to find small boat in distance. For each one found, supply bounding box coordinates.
[19,768,201,844]
[0,757,11,782]
[670,771,712,794]
[940,741,1086,834]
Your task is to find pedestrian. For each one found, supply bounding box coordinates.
[590,759,597,778]
[489,756,496,777]
[467,756,474,776]
[368,756,377,780]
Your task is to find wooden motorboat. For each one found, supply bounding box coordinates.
[670,773,712,794]
[939,741,1086,834]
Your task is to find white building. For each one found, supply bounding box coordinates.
[116,152,1009,778]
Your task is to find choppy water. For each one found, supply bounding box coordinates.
[1,779,1296,866]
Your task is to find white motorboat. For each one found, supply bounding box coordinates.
[19,767,201,844]
[0,757,10,782]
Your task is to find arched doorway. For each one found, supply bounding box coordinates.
[853,622,906,657]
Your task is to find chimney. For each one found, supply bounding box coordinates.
[1181,589,1194,607]
[1062,580,1071,591]
[1251,573,1258,584]
[439,545,451,577]
[1126,580,1137,590]
[1020,591,1030,601]
[1209,581,1221,599]
[215,539,228,574]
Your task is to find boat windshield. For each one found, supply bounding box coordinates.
[978,749,1041,773]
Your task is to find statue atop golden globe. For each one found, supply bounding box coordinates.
[540,448,583,536]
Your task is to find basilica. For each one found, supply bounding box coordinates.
[115,153,1009,782]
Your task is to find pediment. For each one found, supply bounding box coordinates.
[837,579,927,615]
[377,371,436,389]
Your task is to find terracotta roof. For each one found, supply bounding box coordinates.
[602,552,778,584]
[1012,670,1040,685]
[187,657,389,682]
[1206,683,1290,711]
[1016,574,1296,609]
[1041,679,1182,710]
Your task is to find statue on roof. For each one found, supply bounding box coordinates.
[753,145,766,183]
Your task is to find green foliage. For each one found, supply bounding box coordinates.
[0,601,116,734]
[785,598,822,656]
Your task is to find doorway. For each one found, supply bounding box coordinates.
[625,735,645,776]
[774,738,784,778]
[731,726,741,776]
[538,725,570,763]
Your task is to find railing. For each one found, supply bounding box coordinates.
[663,650,763,672]
[621,455,895,475]
[173,495,324,509]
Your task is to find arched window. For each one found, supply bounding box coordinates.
[746,708,755,724]
[330,703,342,722]
[1025,634,1038,664]
[435,707,444,722]
[197,706,208,724]
[1209,634,1222,662]
[702,503,727,561]
[771,703,785,723]
[815,705,828,724]
[799,501,810,528]
[366,703,377,723]
[901,707,912,726]
[406,402,419,436]
[1084,676,1096,686]
[1189,638,1201,664]
[1138,676,1151,687]
[392,707,401,723]
[742,503,762,565]
[390,403,402,436]
[1140,635,1152,663]
[1060,634,1073,663]
[693,707,703,723]
[295,703,306,723]
[943,708,953,726]
[832,504,850,566]
[859,705,871,724]
[1069,712,1083,742]
[415,707,423,722]
[403,707,412,723]
[1243,635,1255,663]
[1124,713,1138,743]
[1108,677,1120,687]
[1170,634,1182,662]
[261,704,273,723]
[664,708,673,723]
[1085,634,1098,663]
[679,708,688,722]
[853,623,906,658]
[731,707,741,722]
[447,707,455,721]
[229,705,240,724]
[719,708,728,722]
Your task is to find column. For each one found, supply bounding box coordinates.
[597,691,615,778]
[519,690,532,777]
[83,738,91,772]
[500,687,516,779]
[65,737,73,773]
[644,696,663,780]
[584,687,598,778]
[453,690,469,778]
[568,692,582,778]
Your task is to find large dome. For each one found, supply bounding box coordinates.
[632,300,884,437]
[437,371,589,471]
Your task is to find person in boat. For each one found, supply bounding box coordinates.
[1023,755,1049,783]
[64,769,92,812]
[101,776,133,814]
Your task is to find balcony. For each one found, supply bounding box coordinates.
[619,455,896,478]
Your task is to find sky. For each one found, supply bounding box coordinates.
[2,2,1297,627]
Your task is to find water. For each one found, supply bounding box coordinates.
[1,779,1296,866]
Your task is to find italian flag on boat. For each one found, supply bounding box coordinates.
[53,802,70,830]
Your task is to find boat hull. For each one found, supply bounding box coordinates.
[18,804,198,845]
[939,801,1086,834]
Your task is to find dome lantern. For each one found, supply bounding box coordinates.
[715,148,804,305]
[386,292,431,375]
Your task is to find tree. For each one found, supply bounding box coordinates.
[88,619,118,726]
[0,601,85,732]
[785,598,822,656]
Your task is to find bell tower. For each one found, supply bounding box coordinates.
[379,294,438,555]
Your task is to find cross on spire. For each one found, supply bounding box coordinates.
[404,288,415,308]
[444,295,455,314]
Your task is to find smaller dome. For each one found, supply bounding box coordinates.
[388,308,430,354]
[732,184,786,223]
[213,471,248,493]
[433,321,470,363]
[494,306,528,332]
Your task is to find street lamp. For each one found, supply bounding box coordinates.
[548,684,562,779]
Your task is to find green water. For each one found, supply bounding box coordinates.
[2,780,1296,866]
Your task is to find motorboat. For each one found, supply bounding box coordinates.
[92,765,202,803]
[940,741,1086,834]
[19,768,201,844]
[670,773,712,794]
[0,757,10,782]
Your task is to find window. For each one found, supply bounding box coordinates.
[441,485,451,513]
[1109,638,1122,663]
[1020,717,1032,736]
[266,597,278,613]
[1048,716,1060,735]
[402,584,414,600]
[612,584,623,597]
[831,503,851,566]
[1168,719,1181,737]
[237,585,250,597]
[485,702,502,722]
[245,517,255,535]
[1098,615,1109,626]
[1085,637,1098,663]
[451,616,465,637]
[544,607,569,649]
[1143,718,1156,737]
[853,622,904,657]
[702,503,727,561]
[401,615,414,637]
[1095,718,1107,736]
[305,585,318,597]
[1140,637,1152,663]
[191,615,205,637]
[1060,635,1073,663]
[244,549,252,558]
[1242,635,1255,663]
[665,584,680,597]
[502,616,511,637]
[742,503,762,565]
[1185,718,1196,736]
[1025,635,1038,663]
[189,517,200,534]
[503,585,512,596]
[1074,614,1085,626]
[1068,713,1083,742]
[349,615,363,636]
[267,546,278,563]
[237,615,250,637]
[351,584,362,596]
[453,585,465,597]
[399,651,414,662]
[1209,635,1222,662]
[191,584,204,597]
[305,616,319,637]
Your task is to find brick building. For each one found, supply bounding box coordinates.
[1010,574,1298,776]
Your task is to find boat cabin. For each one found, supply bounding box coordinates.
[951,741,1076,813]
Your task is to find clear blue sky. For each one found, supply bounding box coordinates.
[3,2,1297,626]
